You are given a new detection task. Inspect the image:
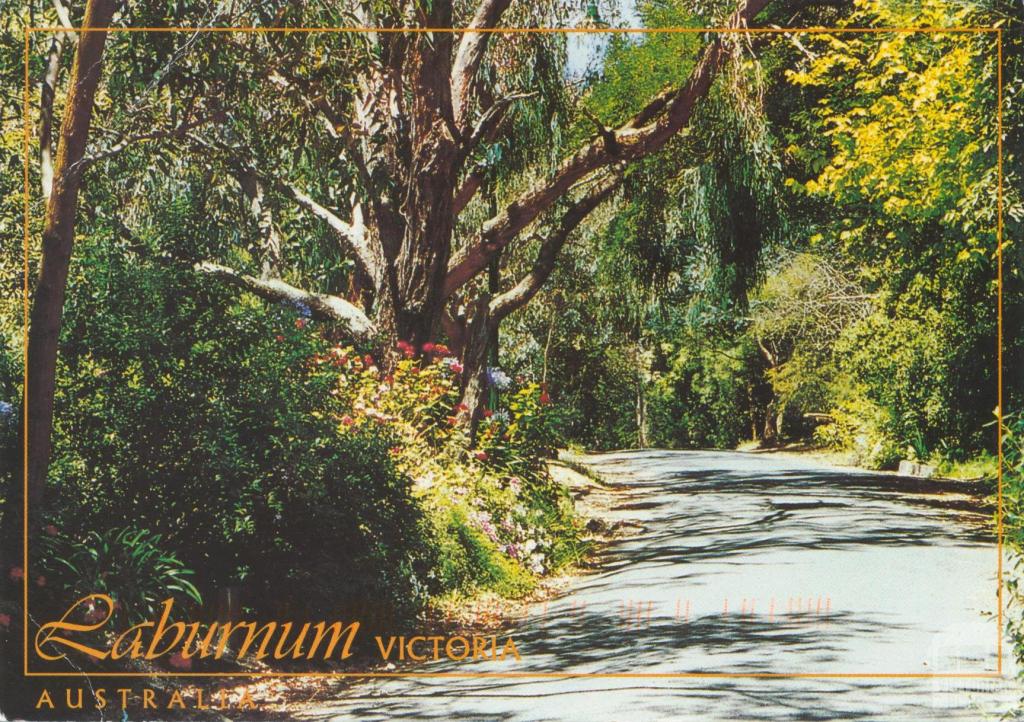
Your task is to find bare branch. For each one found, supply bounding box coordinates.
[195,261,377,342]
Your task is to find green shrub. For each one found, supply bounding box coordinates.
[35,526,201,624]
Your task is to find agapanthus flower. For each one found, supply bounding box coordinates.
[486,368,512,390]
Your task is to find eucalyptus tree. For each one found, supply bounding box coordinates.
[182,0,775,419]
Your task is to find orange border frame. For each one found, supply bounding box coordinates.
[21,23,1005,681]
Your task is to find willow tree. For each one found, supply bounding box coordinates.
[194,0,773,406]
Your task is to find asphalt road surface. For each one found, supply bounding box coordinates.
[299,450,1017,721]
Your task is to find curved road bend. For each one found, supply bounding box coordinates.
[299,450,1017,721]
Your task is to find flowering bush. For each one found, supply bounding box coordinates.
[306,341,581,595]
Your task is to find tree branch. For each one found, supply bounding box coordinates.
[195,261,377,341]
[443,0,769,299]
[39,32,66,200]
[278,182,381,286]
[490,174,621,320]
[462,91,536,157]
[82,111,222,168]
[451,0,514,129]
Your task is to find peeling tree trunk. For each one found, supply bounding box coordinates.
[26,0,116,510]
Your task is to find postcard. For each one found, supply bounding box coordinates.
[0,0,1020,719]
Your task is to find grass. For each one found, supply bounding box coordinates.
[933,451,999,481]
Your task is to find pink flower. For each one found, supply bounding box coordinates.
[44,524,58,537]
[451,363,464,374]
[35,575,46,587]
[474,450,488,462]
[422,342,435,353]
[0,613,10,628]
[169,652,192,670]
[8,567,22,582]
[397,340,415,358]
[341,415,355,427]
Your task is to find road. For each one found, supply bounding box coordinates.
[298,450,1017,721]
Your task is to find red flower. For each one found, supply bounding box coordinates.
[455,403,469,413]
[169,652,192,670]
[295,318,307,329]
[8,567,22,582]
[474,451,489,462]
[482,409,494,418]
[364,354,374,367]
[0,613,10,628]
[422,342,435,353]
[539,386,551,405]
[389,446,402,455]
[44,524,58,536]
[446,416,459,426]
[340,415,355,427]
[35,575,46,587]
[450,363,464,374]
[275,334,285,342]
[397,340,415,358]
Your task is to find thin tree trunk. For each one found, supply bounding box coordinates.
[26,0,116,509]
[460,295,493,441]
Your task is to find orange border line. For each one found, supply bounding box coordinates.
[996,25,1005,678]
[21,24,1005,681]
[22,26,31,683]
[26,26,1000,33]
